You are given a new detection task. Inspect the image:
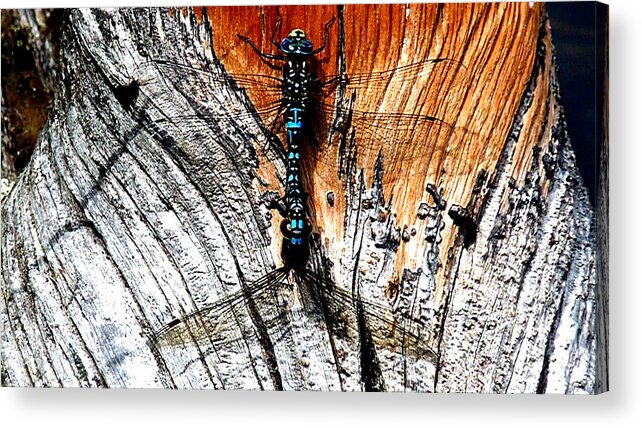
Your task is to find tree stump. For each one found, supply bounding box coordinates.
[1,5,607,393]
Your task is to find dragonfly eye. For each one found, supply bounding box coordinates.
[280,33,314,55]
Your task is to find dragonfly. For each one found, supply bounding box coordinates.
[132,10,464,389]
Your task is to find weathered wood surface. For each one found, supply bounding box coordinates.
[0,5,607,392]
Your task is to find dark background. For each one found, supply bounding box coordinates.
[547,2,601,206]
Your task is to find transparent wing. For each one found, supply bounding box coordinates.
[135,60,283,94]
[149,102,283,129]
[318,102,463,151]
[301,269,437,363]
[310,58,469,167]
[130,59,285,129]
[153,268,290,348]
[317,57,466,93]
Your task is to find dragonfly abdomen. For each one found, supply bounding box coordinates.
[280,145,311,267]
[281,61,312,267]
[283,127,307,245]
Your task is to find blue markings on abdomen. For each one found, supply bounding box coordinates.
[283,106,308,247]
[286,107,304,131]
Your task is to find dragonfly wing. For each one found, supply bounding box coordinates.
[314,102,469,169]
[135,60,283,94]
[149,103,284,129]
[153,268,290,348]
[317,58,466,94]
[300,270,437,364]
[310,58,468,166]
[130,59,285,131]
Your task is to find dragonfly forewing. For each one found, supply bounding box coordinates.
[130,60,286,130]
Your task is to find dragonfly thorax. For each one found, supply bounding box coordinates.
[282,60,311,110]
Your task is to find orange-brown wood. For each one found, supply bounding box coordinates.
[198,3,545,286]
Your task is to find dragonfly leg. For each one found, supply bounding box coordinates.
[271,7,283,50]
[237,33,286,61]
[260,191,288,217]
[310,16,336,55]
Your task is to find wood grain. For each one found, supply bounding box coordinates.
[0,5,605,392]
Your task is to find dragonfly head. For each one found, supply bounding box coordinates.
[280,29,314,56]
